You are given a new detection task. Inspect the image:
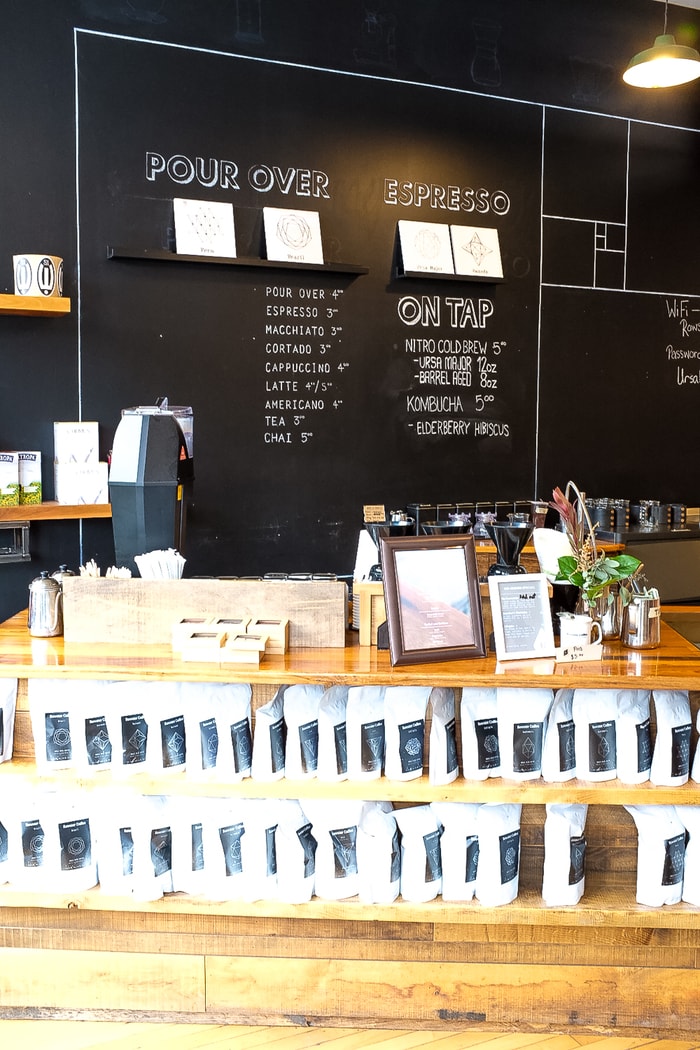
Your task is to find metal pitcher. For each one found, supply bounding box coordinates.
[621,593,661,650]
[27,570,63,637]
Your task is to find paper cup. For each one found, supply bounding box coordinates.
[13,254,63,297]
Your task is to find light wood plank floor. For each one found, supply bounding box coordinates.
[0,1024,699,1050]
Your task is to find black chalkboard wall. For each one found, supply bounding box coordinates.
[3,0,700,618]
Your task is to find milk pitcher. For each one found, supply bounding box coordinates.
[621,592,661,650]
[27,570,63,637]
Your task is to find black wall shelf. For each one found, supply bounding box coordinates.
[107,247,368,276]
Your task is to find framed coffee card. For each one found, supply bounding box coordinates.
[488,573,556,661]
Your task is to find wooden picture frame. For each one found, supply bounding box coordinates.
[487,572,556,661]
[380,534,485,666]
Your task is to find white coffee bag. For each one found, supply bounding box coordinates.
[625,804,685,906]
[542,802,588,905]
[183,682,252,782]
[170,795,210,896]
[28,678,77,772]
[460,687,501,780]
[572,689,618,781]
[428,687,459,786]
[304,798,364,900]
[251,686,287,781]
[541,688,576,782]
[497,687,552,781]
[103,681,153,778]
[0,678,18,764]
[39,789,97,893]
[91,785,142,897]
[475,802,522,906]
[651,690,692,786]
[274,799,317,903]
[284,684,325,780]
[674,805,700,905]
[394,804,442,902]
[200,797,249,901]
[384,686,430,781]
[616,690,652,785]
[346,686,385,781]
[430,801,480,901]
[356,802,400,904]
[317,685,349,782]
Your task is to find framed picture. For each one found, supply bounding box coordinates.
[487,573,556,661]
[380,535,485,666]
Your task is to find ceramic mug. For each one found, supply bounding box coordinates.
[13,254,63,297]
[559,612,602,649]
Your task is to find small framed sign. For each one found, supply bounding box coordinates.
[380,534,485,666]
[488,573,556,661]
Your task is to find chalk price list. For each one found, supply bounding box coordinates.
[262,283,349,445]
[397,293,510,440]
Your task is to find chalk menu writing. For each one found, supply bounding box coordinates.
[396,291,511,441]
[665,296,700,387]
[260,281,350,446]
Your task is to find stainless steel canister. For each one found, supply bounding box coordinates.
[27,570,63,637]
[621,593,661,649]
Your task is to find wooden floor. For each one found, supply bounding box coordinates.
[0,1024,699,1050]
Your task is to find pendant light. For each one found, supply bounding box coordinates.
[623,0,700,88]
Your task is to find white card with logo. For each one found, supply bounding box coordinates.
[398,220,454,274]
[263,207,324,265]
[173,198,236,257]
[450,225,503,279]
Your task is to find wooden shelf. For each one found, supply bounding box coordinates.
[0,293,71,316]
[107,245,368,275]
[0,501,111,522]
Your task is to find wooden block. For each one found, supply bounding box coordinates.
[249,618,289,654]
[180,629,226,662]
[62,577,348,648]
[355,581,385,646]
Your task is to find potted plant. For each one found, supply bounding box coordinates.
[550,482,642,634]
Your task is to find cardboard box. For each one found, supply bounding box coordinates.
[0,452,19,507]
[54,461,109,504]
[17,451,41,505]
[53,420,99,464]
[249,617,288,654]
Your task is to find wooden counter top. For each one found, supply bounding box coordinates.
[1,609,699,689]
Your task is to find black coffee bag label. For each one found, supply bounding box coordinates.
[297,822,317,879]
[191,822,204,871]
[298,718,319,774]
[512,721,543,773]
[265,824,277,876]
[398,718,425,774]
[231,717,252,774]
[330,825,358,878]
[423,828,442,883]
[85,715,112,766]
[474,717,500,770]
[588,719,616,773]
[160,714,186,770]
[45,711,72,763]
[499,828,520,885]
[465,834,479,883]
[557,719,576,772]
[0,709,4,754]
[671,723,692,778]
[445,716,458,774]
[121,713,148,765]
[569,834,586,885]
[150,825,172,877]
[120,826,134,877]
[59,817,92,871]
[269,717,286,774]
[219,822,245,876]
[636,718,652,773]
[333,721,348,775]
[0,820,7,864]
[390,827,401,883]
[662,831,686,886]
[199,717,219,770]
[360,719,385,773]
[21,819,44,869]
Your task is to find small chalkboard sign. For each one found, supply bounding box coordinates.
[488,573,556,661]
